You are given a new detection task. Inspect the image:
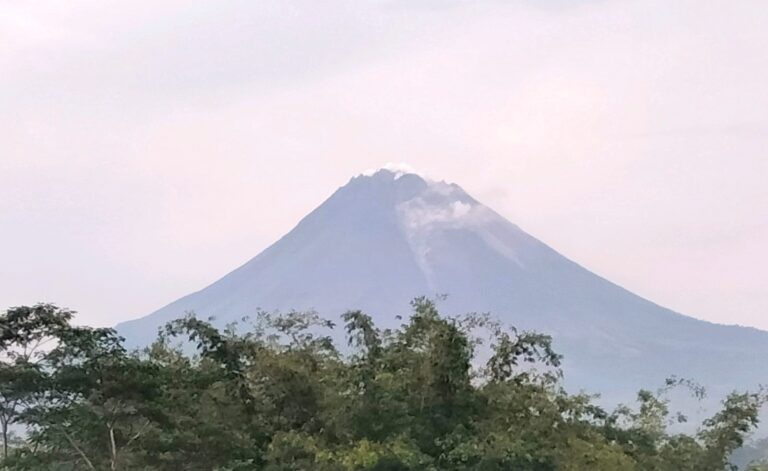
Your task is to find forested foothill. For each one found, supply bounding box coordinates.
[1,300,766,470]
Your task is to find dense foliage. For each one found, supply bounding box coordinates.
[1,300,765,470]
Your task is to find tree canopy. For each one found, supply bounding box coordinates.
[1,299,765,470]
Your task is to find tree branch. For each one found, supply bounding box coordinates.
[60,427,96,471]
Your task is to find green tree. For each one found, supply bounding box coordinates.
[1,300,764,470]
[0,304,73,461]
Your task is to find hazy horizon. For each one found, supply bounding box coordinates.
[2,0,766,329]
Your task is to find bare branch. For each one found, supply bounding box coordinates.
[60,427,96,471]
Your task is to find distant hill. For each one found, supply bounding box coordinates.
[117,167,768,405]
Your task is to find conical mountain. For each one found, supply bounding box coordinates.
[117,168,768,402]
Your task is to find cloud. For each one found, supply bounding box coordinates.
[361,162,421,179]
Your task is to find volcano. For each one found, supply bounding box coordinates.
[117,167,768,403]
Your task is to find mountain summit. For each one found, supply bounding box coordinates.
[118,168,768,402]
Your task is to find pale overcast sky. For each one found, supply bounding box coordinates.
[1,0,766,329]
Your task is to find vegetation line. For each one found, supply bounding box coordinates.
[1,300,766,470]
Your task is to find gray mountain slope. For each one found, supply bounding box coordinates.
[117,169,768,403]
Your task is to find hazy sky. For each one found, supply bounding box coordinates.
[1,0,766,329]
